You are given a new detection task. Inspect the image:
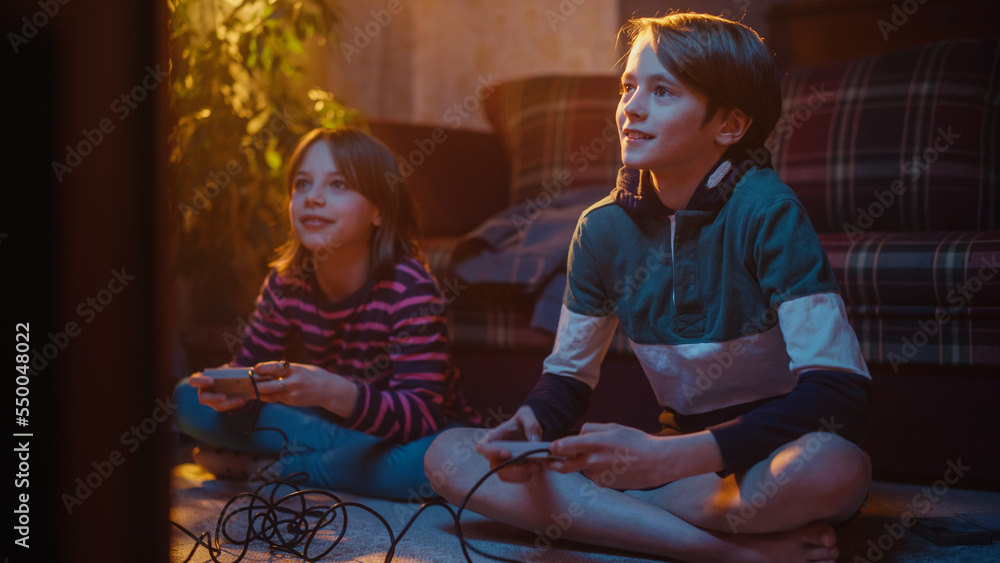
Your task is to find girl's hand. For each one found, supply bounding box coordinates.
[251,361,358,417]
[545,423,723,490]
[189,373,250,412]
[475,405,545,483]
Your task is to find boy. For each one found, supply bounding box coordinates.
[425,13,871,563]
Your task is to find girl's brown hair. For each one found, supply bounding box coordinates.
[621,13,781,158]
[270,127,422,280]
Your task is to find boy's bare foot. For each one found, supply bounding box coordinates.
[723,522,838,563]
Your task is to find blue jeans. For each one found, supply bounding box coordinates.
[173,378,453,500]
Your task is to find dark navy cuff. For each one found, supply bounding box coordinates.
[521,372,593,440]
[709,370,872,476]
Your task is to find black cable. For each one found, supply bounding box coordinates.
[171,373,551,562]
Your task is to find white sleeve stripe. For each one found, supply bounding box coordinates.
[777,293,870,379]
[543,305,619,389]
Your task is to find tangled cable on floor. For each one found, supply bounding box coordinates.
[170,377,549,562]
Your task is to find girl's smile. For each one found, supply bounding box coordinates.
[289,142,382,252]
[298,213,334,229]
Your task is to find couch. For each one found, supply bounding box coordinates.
[367,36,1000,486]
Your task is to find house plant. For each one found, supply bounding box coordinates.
[168,0,360,327]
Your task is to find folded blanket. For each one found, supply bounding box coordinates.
[452,186,609,332]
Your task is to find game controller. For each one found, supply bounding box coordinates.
[203,367,275,398]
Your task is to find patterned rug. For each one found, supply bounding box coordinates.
[170,464,1000,562]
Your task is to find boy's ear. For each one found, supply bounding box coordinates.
[372,208,383,227]
[715,107,752,148]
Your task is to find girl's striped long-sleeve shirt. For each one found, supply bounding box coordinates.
[233,256,481,443]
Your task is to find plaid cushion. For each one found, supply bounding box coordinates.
[771,38,1000,233]
[823,230,1000,366]
[819,231,1000,307]
[849,306,1000,368]
[482,75,623,205]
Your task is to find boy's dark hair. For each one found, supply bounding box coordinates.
[621,13,781,158]
[271,127,423,280]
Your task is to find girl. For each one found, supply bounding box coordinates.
[174,127,481,499]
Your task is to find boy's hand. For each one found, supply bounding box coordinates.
[189,373,250,412]
[476,405,545,483]
[546,423,724,490]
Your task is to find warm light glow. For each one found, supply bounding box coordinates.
[173,461,215,484]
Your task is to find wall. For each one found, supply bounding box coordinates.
[310,0,788,130]
[313,0,418,124]
[620,0,784,43]
[409,0,619,129]
[312,0,619,130]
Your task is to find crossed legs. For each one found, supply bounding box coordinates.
[424,428,869,563]
[173,377,443,499]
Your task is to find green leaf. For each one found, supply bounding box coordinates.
[246,109,270,135]
[261,42,273,71]
[284,31,303,55]
[264,147,282,172]
[168,0,357,316]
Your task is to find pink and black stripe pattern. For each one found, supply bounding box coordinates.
[234,257,480,443]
